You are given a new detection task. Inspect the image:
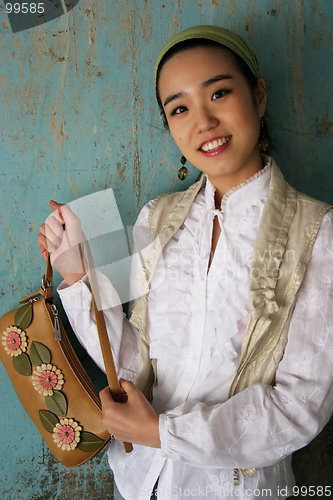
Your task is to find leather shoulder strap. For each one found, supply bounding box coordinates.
[84,239,133,453]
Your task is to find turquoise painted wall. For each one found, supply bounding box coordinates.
[1,1,332,498]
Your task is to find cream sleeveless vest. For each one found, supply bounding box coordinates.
[130,161,330,477]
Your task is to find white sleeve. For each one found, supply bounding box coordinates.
[159,210,333,468]
[57,201,153,382]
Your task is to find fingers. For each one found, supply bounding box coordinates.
[99,383,128,407]
[49,200,64,210]
[37,201,66,254]
[46,216,64,248]
[38,220,63,253]
[37,224,58,253]
[37,200,87,284]
[119,379,135,396]
[49,201,65,226]
[37,233,48,261]
[99,386,116,408]
[99,381,161,447]
[39,200,83,252]
[50,201,81,231]
[99,386,119,436]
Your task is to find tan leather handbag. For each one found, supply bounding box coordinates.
[0,250,132,468]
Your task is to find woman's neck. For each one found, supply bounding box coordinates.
[209,153,264,209]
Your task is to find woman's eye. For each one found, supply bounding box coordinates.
[212,89,229,100]
[171,106,187,116]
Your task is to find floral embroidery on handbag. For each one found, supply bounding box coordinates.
[2,326,28,357]
[2,300,104,453]
[53,418,82,451]
[39,410,104,452]
[32,363,64,396]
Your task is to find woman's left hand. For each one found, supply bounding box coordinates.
[99,380,161,448]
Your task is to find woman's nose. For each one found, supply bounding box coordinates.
[195,106,219,133]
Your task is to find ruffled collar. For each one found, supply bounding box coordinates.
[204,156,272,214]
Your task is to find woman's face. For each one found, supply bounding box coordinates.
[158,46,267,195]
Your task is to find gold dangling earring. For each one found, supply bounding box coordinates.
[178,156,188,180]
[258,117,270,153]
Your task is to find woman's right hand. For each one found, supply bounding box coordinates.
[37,201,87,286]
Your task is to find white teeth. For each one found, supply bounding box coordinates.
[201,136,231,152]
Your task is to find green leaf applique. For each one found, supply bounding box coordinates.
[30,341,52,366]
[39,410,59,433]
[14,302,33,330]
[45,390,67,417]
[13,352,32,376]
[77,431,105,452]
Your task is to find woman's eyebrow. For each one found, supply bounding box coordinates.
[201,74,233,88]
[163,74,233,107]
[163,91,185,108]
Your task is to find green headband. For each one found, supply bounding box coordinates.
[154,25,261,94]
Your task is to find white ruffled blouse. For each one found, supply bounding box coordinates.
[58,160,333,500]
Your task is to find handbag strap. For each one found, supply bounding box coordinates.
[46,244,133,453]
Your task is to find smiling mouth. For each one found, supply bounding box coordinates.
[200,136,232,152]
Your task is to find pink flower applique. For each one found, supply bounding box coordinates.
[32,363,64,396]
[53,418,82,451]
[2,326,28,357]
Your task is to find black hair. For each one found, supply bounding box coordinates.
[155,38,270,149]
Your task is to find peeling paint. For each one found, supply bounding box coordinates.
[117,160,127,183]
[311,34,323,49]
[211,0,228,7]
[246,0,257,40]
[0,74,10,92]
[168,14,182,38]
[9,237,25,254]
[71,7,80,77]
[140,10,152,41]
[315,113,333,137]
[50,120,64,151]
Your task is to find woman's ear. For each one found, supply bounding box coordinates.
[256,78,267,116]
